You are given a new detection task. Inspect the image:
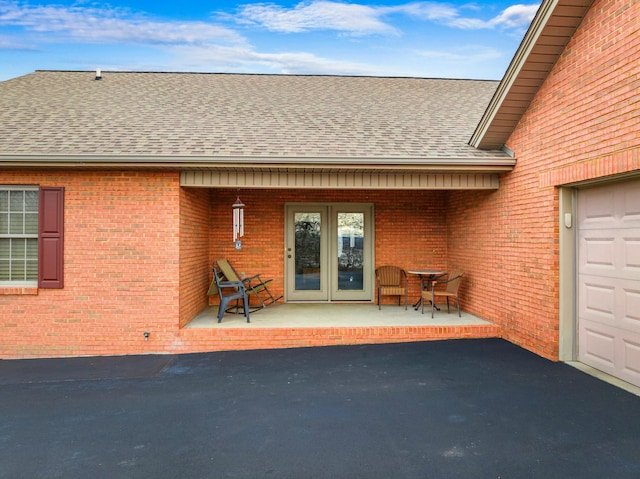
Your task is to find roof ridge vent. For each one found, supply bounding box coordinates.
[95,68,102,80]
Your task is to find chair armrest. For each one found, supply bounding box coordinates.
[218,280,245,290]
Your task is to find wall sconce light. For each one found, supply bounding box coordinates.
[233,194,245,249]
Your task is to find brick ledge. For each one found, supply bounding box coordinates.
[0,287,39,295]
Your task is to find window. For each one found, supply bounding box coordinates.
[0,187,39,286]
[0,185,64,289]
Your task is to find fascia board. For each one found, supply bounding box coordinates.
[469,0,560,148]
[0,154,516,171]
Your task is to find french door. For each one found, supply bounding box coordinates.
[285,203,374,301]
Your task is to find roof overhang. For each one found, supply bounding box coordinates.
[470,0,593,150]
[0,154,516,190]
[0,154,515,170]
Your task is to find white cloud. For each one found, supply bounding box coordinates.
[235,1,540,35]
[0,0,535,80]
[236,0,527,35]
[489,4,540,28]
[236,1,398,35]
[0,1,245,45]
[446,3,540,29]
[386,2,459,22]
[0,1,540,46]
[169,43,386,76]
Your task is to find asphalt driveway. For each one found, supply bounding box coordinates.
[1,339,639,479]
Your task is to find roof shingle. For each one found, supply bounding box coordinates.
[0,71,508,162]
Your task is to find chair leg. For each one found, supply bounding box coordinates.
[446,297,450,314]
[456,298,461,317]
[218,295,250,323]
[431,292,435,318]
[218,297,230,323]
[243,296,250,323]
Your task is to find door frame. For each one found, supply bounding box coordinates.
[558,186,577,361]
[284,202,375,302]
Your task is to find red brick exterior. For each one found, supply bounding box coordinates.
[1,171,182,357]
[448,0,640,360]
[1,179,455,358]
[179,187,210,328]
[2,0,637,359]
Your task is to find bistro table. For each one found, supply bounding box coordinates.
[407,269,446,311]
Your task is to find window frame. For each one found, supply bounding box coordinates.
[0,185,40,287]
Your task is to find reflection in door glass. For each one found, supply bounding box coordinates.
[294,213,321,290]
[337,213,364,291]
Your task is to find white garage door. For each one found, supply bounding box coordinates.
[578,178,640,387]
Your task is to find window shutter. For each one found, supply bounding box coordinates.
[38,187,64,289]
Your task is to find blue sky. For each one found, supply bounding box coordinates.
[0,0,540,82]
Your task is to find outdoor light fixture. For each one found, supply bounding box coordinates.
[233,194,245,249]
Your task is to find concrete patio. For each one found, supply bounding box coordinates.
[180,303,501,353]
[187,302,493,329]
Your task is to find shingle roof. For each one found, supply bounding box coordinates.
[0,71,510,164]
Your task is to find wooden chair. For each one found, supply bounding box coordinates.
[211,264,250,323]
[375,265,409,310]
[423,271,464,318]
[217,259,282,312]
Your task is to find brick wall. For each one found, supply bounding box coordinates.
[0,171,182,358]
[5,0,636,360]
[447,0,640,360]
[179,187,211,328]
[1,177,447,358]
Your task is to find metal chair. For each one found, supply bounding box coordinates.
[375,265,409,310]
[212,264,250,323]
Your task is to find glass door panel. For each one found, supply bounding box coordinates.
[294,212,322,291]
[337,212,364,291]
[286,206,328,301]
[331,205,372,301]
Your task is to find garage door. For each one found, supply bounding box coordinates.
[578,178,640,387]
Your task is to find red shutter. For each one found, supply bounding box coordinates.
[38,187,64,289]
